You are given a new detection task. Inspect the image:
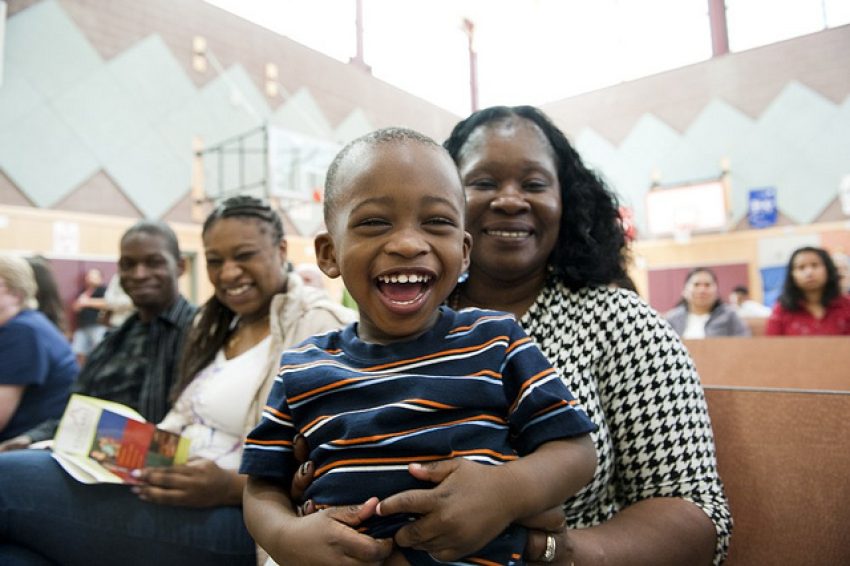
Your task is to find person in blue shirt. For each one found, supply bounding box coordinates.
[0,254,77,442]
[241,127,597,566]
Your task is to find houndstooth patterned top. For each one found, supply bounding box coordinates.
[520,280,732,564]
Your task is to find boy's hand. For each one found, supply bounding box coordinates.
[290,433,314,505]
[268,498,393,566]
[376,459,515,562]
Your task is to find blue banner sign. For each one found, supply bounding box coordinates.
[748,187,778,229]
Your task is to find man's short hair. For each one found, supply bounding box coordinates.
[121,220,181,261]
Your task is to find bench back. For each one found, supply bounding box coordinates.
[686,337,850,391]
[705,387,850,565]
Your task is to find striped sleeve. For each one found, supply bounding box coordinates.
[501,321,596,455]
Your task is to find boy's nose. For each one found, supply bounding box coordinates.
[385,229,428,257]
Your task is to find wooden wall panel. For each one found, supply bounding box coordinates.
[706,388,850,566]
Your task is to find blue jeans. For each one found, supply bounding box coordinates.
[0,450,256,566]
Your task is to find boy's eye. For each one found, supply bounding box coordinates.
[426,217,457,227]
[235,251,256,262]
[206,258,222,267]
[356,218,390,228]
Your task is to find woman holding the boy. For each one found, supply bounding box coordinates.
[292,107,731,566]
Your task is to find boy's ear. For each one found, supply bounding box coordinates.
[314,232,341,279]
[461,230,473,273]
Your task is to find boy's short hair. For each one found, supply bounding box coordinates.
[323,127,455,226]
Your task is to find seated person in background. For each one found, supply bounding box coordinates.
[767,246,850,336]
[26,255,70,336]
[103,271,136,328]
[0,220,197,451]
[241,128,597,566]
[0,196,357,565]
[0,255,77,442]
[71,267,110,365]
[728,285,772,318]
[665,267,750,338]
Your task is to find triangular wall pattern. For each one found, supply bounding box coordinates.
[576,83,850,235]
[0,1,372,219]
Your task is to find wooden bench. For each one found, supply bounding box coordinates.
[685,337,850,391]
[705,387,850,565]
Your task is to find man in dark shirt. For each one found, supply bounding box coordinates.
[0,220,197,450]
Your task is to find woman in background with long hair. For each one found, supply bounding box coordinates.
[767,246,850,336]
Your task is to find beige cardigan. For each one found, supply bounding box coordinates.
[248,273,356,565]
[244,273,357,439]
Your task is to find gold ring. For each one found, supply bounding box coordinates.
[541,533,557,563]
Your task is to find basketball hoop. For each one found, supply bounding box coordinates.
[672,207,697,245]
[672,223,693,245]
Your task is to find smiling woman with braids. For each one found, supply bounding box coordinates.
[0,196,355,566]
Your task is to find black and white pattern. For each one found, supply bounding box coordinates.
[521,281,732,564]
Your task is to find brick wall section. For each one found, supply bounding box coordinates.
[50,0,460,138]
[541,24,850,144]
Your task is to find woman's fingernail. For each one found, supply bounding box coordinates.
[130,469,142,478]
[299,461,312,475]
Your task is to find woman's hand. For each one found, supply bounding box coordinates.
[525,515,573,566]
[376,458,517,562]
[0,434,32,452]
[131,458,243,507]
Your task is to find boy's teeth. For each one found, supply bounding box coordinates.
[378,274,431,284]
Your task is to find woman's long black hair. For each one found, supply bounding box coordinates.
[443,105,628,290]
[172,195,284,400]
[777,246,840,311]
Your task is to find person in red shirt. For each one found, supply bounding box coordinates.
[766,246,850,336]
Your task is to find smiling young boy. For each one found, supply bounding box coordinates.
[240,128,597,566]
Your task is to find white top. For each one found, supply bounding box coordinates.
[737,299,772,318]
[159,335,273,470]
[682,312,710,339]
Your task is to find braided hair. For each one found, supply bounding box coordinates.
[173,195,284,400]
